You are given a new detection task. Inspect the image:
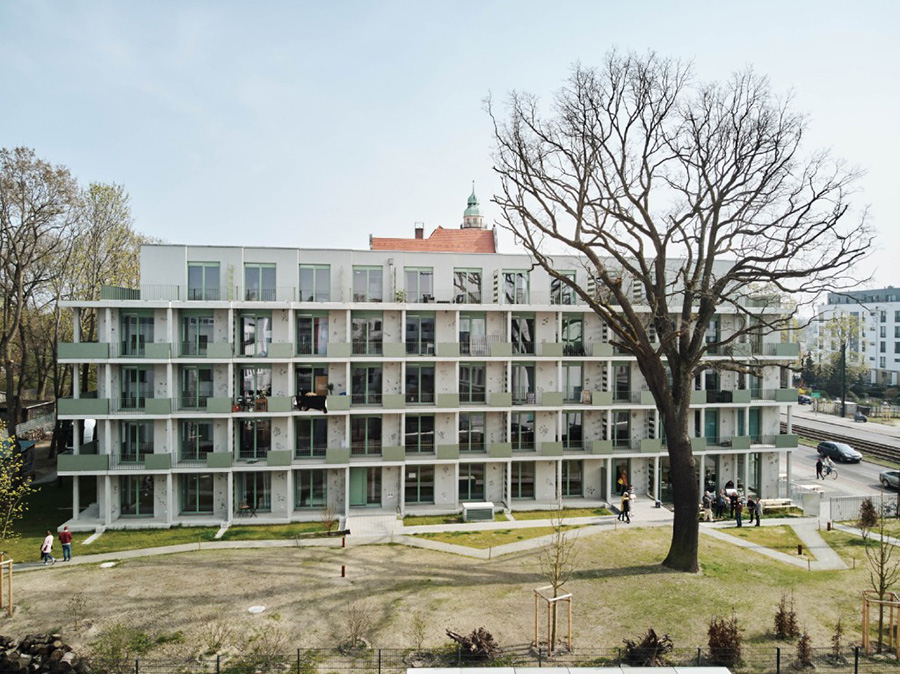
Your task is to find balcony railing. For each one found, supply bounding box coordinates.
[405,340,436,356]
[405,443,435,454]
[110,447,153,469]
[179,445,211,463]
[352,340,383,356]
[239,286,297,302]
[351,392,382,406]
[405,391,435,405]
[236,447,271,461]
[459,391,486,404]
[512,442,536,452]
[176,396,210,411]
[512,389,537,405]
[459,335,500,356]
[459,442,486,453]
[295,446,327,459]
[296,340,328,356]
[113,396,150,413]
[350,444,382,456]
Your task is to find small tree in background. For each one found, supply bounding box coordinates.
[796,631,813,669]
[774,593,799,640]
[0,421,37,549]
[859,498,878,530]
[860,497,900,652]
[538,512,578,649]
[829,616,846,664]
[707,611,742,667]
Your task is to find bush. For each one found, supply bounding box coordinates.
[622,628,673,667]
[859,498,878,529]
[774,593,799,640]
[796,631,813,668]
[707,611,742,666]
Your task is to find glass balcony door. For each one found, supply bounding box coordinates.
[121,314,153,356]
[120,421,153,462]
[181,366,213,409]
[297,314,329,356]
[182,315,214,356]
[181,420,213,461]
[121,367,153,410]
[187,263,220,300]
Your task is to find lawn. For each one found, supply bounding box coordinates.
[219,522,329,541]
[718,524,816,561]
[511,507,613,520]
[413,525,581,548]
[403,513,508,526]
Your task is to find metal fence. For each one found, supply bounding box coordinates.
[81,646,900,674]
[831,495,900,522]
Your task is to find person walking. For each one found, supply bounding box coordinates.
[746,495,757,526]
[619,490,630,522]
[735,498,744,528]
[716,490,726,519]
[59,526,73,562]
[702,491,713,522]
[40,530,56,565]
[754,496,763,526]
[815,457,824,480]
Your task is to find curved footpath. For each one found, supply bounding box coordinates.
[17,498,883,572]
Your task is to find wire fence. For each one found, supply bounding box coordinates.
[82,645,900,674]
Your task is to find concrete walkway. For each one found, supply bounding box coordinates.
[832,521,900,547]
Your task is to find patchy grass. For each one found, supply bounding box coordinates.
[0,483,80,563]
[718,525,816,561]
[402,513,507,526]
[511,507,613,520]
[413,525,581,548]
[219,522,329,541]
[80,527,220,555]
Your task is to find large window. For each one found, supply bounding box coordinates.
[511,315,535,354]
[120,366,153,410]
[187,262,220,301]
[181,420,213,461]
[511,412,535,451]
[351,416,382,455]
[405,465,435,504]
[240,313,272,357]
[239,366,272,399]
[511,363,535,404]
[296,417,327,458]
[299,264,330,302]
[459,314,487,355]
[244,263,277,301]
[562,317,584,356]
[613,364,631,402]
[181,474,214,514]
[551,272,576,305]
[459,413,485,453]
[405,364,435,404]
[562,412,583,449]
[121,313,153,357]
[503,271,529,304]
[120,475,154,517]
[180,366,213,409]
[236,472,271,512]
[120,421,152,462]
[353,267,383,302]
[238,419,271,459]
[511,462,535,499]
[297,314,329,356]
[352,314,383,355]
[181,314,214,356]
[458,463,485,501]
[459,363,486,404]
[562,364,583,403]
[405,267,434,303]
[296,364,328,396]
[405,314,435,355]
[295,469,327,509]
[561,460,583,497]
[612,411,630,448]
[351,365,382,405]
[405,415,435,453]
[454,269,482,304]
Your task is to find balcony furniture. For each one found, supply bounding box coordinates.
[296,393,328,413]
[254,397,268,412]
[237,501,256,517]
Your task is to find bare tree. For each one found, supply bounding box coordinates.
[538,512,578,649]
[860,498,900,652]
[0,147,80,430]
[488,52,872,571]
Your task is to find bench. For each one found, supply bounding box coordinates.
[759,498,793,512]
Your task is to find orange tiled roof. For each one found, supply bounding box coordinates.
[370,226,495,254]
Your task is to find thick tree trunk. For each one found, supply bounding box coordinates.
[662,434,700,572]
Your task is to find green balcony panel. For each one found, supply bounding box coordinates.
[207,342,234,358]
[383,343,407,358]
[382,446,405,462]
[58,454,109,472]
[489,392,512,407]
[731,343,752,357]
[775,434,798,448]
[589,343,611,357]
[775,388,798,403]
[267,396,293,413]
[488,443,512,458]
[144,398,172,415]
[691,437,707,452]
[436,343,460,358]
[206,453,232,468]
[593,391,612,406]
[436,444,460,460]
[542,392,564,406]
[539,343,564,357]
[491,342,512,357]
[541,442,563,457]
[640,391,656,405]
[382,394,406,409]
[267,450,293,467]
[437,393,460,408]
[206,397,233,414]
[732,390,751,404]
[591,440,613,455]
[731,436,752,450]
[690,390,707,405]
[775,343,801,357]
[327,395,350,411]
[326,446,350,464]
[640,438,662,453]
[58,342,110,360]
[327,343,352,358]
[145,454,172,470]
[58,397,110,416]
[144,343,171,359]
[267,343,294,358]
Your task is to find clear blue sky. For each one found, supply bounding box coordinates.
[1,1,897,285]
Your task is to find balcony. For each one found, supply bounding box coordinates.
[296,340,328,357]
[58,454,109,472]
[351,392,382,406]
[176,396,211,412]
[350,443,382,457]
[239,286,297,302]
[404,391,434,406]
[405,340,436,356]
[295,445,327,460]
[58,395,110,416]
[235,446,271,462]
[112,397,172,415]
[352,340,383,356]
[405,443,435,455]
[458,391,485,405]
[58,342,110,360]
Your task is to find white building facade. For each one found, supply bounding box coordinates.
[57,244,799,529]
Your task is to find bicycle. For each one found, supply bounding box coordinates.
[822,464,838,480]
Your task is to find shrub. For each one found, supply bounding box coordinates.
[859,498,878,530]
[774,593,799,640]
[622,628,673,667]
[796,631,813,668]
[707,611,742,666]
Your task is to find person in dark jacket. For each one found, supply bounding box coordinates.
[735,498,744,528]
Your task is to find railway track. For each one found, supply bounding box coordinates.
[782,422,900,464]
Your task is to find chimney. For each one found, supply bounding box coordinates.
[414,222,424,239]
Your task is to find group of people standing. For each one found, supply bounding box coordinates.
[701,486,763,527]
[40,526,72,565]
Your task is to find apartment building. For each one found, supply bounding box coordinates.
[56,205,799,529]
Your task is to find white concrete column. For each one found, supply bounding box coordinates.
[605,457,613,502]
[743,454,750,496]
[653,455,660,502]
[103,476,112,526]
[344,467,350,518]
[785,450,792,499]
[454,463,461,510]
[104,419,111,455]
[556,460,563,502]
[226,472,234,524]
[697,454,705,497]
[785,404,793,434]
[286,469,294,519]
[399,465,406,517]
[166,473,173,525]
[72,477,80,520]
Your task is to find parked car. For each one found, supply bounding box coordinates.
[854,411,868,422]
[798,394,813,405]
[880,469,900,490]
[817,441,863,463]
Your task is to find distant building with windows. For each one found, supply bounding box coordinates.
[814,287,900,387]
[56,192,799,529]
